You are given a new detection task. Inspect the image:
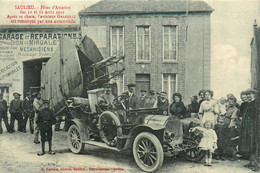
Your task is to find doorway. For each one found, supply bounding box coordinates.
[23,58,49,97]
[136,74,150,95]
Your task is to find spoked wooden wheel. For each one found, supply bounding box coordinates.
[68,125,85,154]
[133,132,163,172]
[181,137,204,162]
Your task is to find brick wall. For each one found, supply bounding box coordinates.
[80,13,211,103]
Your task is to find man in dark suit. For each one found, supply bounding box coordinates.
[240,89,259,171]
[9,92,23,132]
[0,93,10,133]
[121,83,137,110]
[137,89,148,108]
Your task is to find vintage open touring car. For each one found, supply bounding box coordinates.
[63,92,204,172]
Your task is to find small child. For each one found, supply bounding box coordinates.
[218,97,227,114]
[191,120,218,166]
[214,117,228,160]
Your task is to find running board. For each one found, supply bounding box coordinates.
[84,141,120,152]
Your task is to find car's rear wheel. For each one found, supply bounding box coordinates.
[181,137,204,162]
[133,132,164,172]
[68,125,85,154]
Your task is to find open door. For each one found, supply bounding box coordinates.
[23,58,49,98]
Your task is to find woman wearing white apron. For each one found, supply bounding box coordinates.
[198,90,219,125]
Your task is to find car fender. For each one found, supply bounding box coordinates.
[123,124,165,150]
[67,118,90,142]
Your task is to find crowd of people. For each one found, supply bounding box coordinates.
[97,83,259,171]
[0,92,57,156]
[0,83,259,167]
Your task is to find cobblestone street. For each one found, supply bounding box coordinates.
[0,125,256,173]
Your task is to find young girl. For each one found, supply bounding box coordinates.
[191,120,218,166]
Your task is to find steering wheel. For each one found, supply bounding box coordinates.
[112,95,126,110]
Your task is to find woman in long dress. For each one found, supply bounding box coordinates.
[198,90,219,125]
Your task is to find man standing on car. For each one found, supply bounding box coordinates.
[37,100,56,156]
[0,93,10,133]
[9,92,23,132]
[22,92,33,133]
[33,92,42,144]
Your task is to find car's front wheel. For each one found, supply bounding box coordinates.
[133,132,164,172]
[68,124,85,154]
[180,137,205,162]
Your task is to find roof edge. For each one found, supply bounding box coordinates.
[79,10,213,16]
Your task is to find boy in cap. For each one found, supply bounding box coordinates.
[9,92,23,132]
[0,93,10,133]
[37,100,56,156]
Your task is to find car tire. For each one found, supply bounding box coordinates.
[180,137,205,162]
[98,111,122,147]
[68,124,85,154]
[133,132,164,172]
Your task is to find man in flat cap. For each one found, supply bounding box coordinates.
[22,92,33,133]
[98,83,115,111]
[37,100,56,156]
[137,89,148,108]
[240,88,259,171]
[9,92,23,132]
[0,93,10,133]
[121,83,137,110]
